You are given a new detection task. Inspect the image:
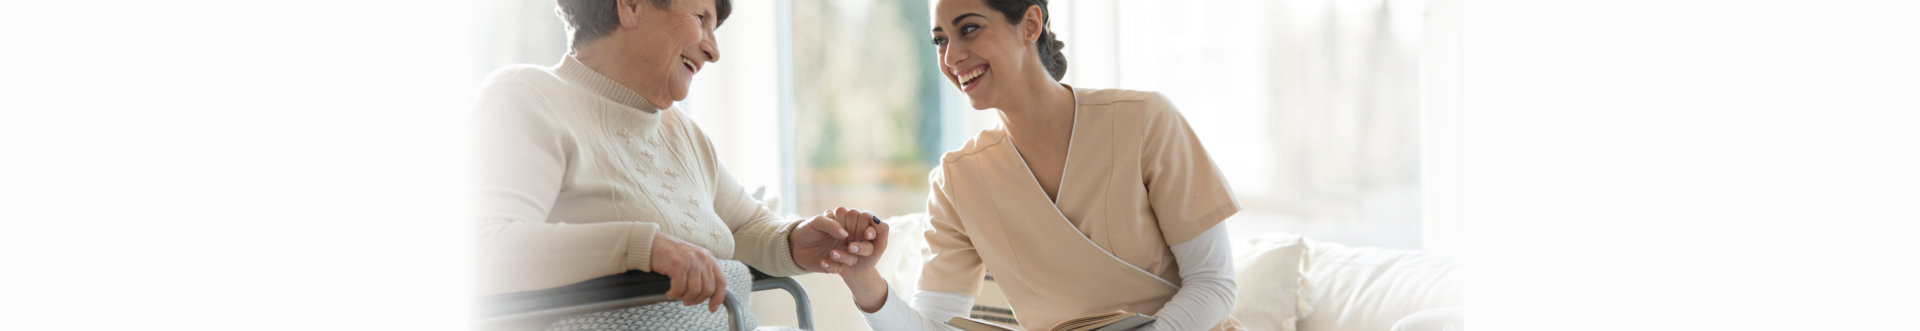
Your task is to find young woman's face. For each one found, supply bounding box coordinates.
[622,0,722,104]
[931,0,1036,110]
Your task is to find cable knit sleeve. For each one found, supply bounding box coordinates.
[712,160,808,276]
[471,72,661,295]
[679,111,809,277]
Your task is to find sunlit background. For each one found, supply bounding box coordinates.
[476,0,1457,253]
[472,1,1456,328]
[11,0,1920,329]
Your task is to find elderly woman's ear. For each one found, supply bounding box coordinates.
[616,0,643,28]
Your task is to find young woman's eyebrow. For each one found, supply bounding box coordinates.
[951,13,985,26]
[934,13,987,33]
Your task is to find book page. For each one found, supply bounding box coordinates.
[1049,311,1133,331]
[948,316,1018,331]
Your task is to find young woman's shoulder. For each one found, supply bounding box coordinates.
[1073,87,1173,107]
[1074,87,1181,118]
[1076,88,1190,133]
[938,126,1009,165]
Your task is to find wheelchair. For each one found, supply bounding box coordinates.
[477,267,812,331]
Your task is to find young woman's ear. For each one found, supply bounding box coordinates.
[1022,4,1045,43]
[617,0,642,29]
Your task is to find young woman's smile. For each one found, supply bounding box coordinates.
[954,63,990,93]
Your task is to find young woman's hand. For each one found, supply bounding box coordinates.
[648,232,728,313]
[791,210,864,273]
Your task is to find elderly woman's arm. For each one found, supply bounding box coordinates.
[471,80,664,295]
[677,113,825,277]
[708,160,812,276]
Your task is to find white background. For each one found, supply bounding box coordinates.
[3,0,1917,330]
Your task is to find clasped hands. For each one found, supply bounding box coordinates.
[648,207,890,312]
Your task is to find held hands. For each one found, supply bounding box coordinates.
[790,207,891,274]
[816,208,896,313]
[648,232,729,313]
[829,207,890,274]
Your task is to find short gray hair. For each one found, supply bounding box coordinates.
[556,0,732,50]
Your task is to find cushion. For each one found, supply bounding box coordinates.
[1230,232,1310,331]
[873,212,934,292]
[544,260,758,330]
[1295,240,1461,331]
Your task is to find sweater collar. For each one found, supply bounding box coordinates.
[555,55,662,113]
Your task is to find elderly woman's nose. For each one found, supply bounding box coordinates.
[702,32,721,63]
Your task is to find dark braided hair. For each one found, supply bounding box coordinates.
[981,0,1067,81]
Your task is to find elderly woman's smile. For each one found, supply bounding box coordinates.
[561,0,725,109]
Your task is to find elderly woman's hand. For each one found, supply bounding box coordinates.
[649,232,729,313]
[791,207,882,273]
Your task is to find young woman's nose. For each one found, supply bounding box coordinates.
[942,43,967,69]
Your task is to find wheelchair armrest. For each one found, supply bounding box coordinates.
[475,270,746,330]
[477,270,675,317]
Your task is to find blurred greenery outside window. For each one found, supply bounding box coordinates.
[790,0,944,217]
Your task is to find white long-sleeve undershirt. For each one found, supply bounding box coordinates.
[861,225,1236,331]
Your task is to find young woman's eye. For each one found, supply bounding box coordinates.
[960,25,980,35]
[931,36,948,47]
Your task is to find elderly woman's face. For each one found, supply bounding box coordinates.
[621,0,721,104]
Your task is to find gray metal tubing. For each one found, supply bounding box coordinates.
[752,276,812,330]
[724,291,746,331]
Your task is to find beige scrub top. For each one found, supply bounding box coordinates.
[920,87,1243,330]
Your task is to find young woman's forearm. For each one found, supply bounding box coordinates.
[844,268,893,313]
[841,269,977,330]
[1143,225,1238,331]
[869,288,975,330]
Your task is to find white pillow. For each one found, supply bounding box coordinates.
[873,212,934,294]
[1295,240,1461,331]
[1231,232,1310,331]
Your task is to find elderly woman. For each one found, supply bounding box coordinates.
[472,0,883,329]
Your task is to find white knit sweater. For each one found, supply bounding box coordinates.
[473,56,807,295]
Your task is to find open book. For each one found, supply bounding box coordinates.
[948,311,1156,331]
